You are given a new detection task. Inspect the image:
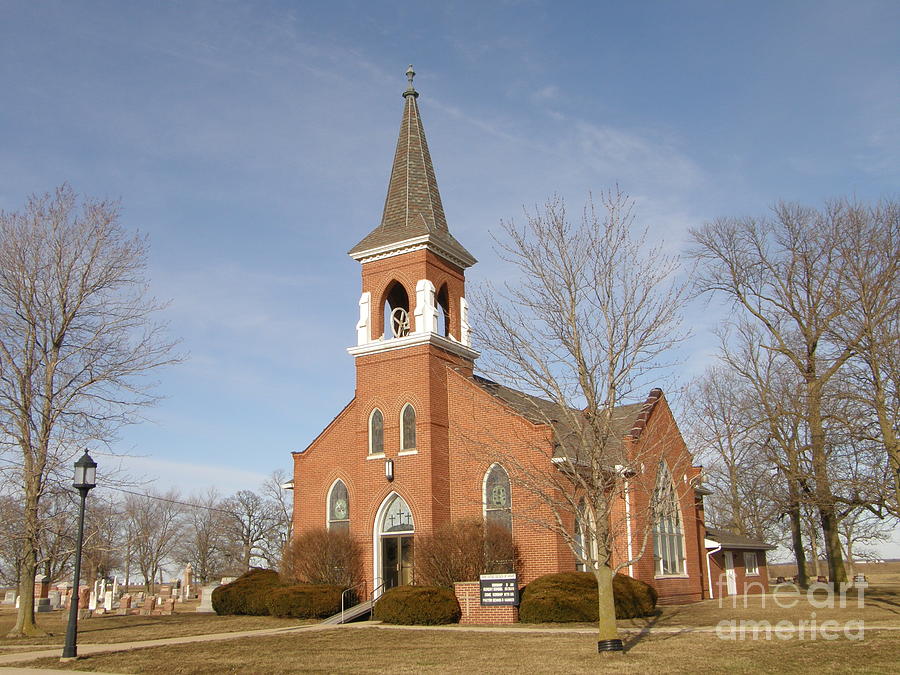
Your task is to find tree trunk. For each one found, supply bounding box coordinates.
[593,563,622,656]
[786,487,808,588]
[7,481,45,637]
[807,380,847,587]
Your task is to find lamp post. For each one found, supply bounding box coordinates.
[61,450,97,661]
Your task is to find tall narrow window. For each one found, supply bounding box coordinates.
[400,404,416,451]
[652,462,685,576]
[436,284,450,337]
[369,409,384,455]
[744,552,759,576]
[327,480,349,532]
[574,500,597,572]
[484,464,512,532]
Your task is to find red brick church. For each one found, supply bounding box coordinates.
[290,68,769,606]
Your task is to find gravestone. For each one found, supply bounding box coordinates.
[48,590,62,610]
[196,584,220,613]
[78,586,90,609]
[88,591,97,611]
[34,574,50,599]
[182,563,193,600]
[2,591,16,606]
[104,589,114,609]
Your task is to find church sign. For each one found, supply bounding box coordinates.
[479,573,519,606]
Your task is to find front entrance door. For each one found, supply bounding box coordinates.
[382,536,414,589]
[724,552,737,595]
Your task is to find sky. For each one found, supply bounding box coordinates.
[1,1,898,552]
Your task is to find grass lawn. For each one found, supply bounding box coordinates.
[6,585,899,673]
[0,604,307,650]
[20,624,900,674]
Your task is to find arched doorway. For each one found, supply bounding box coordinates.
[374,493,414,592]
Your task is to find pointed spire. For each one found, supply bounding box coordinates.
[349,66,475,268]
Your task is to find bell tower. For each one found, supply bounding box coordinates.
[347,65,478,368]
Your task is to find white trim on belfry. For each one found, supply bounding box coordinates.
[347,331,479,361]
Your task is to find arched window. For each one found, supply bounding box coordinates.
[574,499,597,572]
[383,282,410,338]
[369,409,384,455]
[400,404,416,451]
[436,284,450,337]
[484,464,512,532]
[327,480,350,532]
[652,462,685,576]
[381,494,414,534]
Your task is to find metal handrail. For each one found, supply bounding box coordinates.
[340,579,368,625]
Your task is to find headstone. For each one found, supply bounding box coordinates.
[196,583,220,613]
[88,591,97,611]
[2,591,16,606]
[99,578,106,598]
[15,596,20,608]
[159,584,172,597]
[78,586,90,609]
[34,574,50,599]
[112,576,119,598]
[48,590,62,610]
[120,594,132,609]
[104,590,114,609]
[36,597,52,612]
[183,563,193,600]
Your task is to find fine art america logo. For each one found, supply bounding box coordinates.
[714,580,866,641]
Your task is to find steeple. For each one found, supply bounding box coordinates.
[349,66,476,269]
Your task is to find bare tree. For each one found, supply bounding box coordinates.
[258,470,294,569]
[472,190,689,652]
[688,199,895,587]
[222,489,280,571]
[123,490,184,594]
[174,488,231,585]
[0,185,178,636]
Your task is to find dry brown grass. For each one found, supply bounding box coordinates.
[0,604,305,648]
[769,561,900,585]
[20,624,900,674]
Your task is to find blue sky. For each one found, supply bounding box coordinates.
[1,0,898,549]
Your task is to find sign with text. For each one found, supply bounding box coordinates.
[479,573,519,606]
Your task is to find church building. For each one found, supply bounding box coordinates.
[290,68,766,606]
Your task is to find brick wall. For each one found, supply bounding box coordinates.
[707,549,770,599]
[454,582,518,625]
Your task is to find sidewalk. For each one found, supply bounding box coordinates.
[0,621,330,667]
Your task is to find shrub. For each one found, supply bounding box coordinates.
[266,584,344,619]
[519,571,657,623]
[211,568,283,616]
[415,518,521,587]
[281,528,362,588]
[373,585,461,625]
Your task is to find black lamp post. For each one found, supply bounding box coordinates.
[61,450,97,661]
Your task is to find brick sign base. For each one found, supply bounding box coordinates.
[454,582,518,625]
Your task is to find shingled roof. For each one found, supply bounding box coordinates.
[348,66,476,268]
[705,528,776,551]
[471,375,660,460]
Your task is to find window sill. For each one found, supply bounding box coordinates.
[745,572,760,577]
[654,574,690,580]
[398,449,418,456]
[366,453,386,460]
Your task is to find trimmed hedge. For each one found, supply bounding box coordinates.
[266,584,344,619]
[519,572,657,623]
[373,585,461,625]
[212,568,283,616]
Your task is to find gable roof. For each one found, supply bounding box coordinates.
[470,374,661,460]
[705,527,776,551]
[349,67,476,268]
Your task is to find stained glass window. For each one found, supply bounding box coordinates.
[484,464,512,532]
[381,494,414,533]
[652,462,685,575]
[369,409,384,455]
[328,480,349,533]
[401,404,416,450]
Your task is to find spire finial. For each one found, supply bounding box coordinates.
[403,64,418,98]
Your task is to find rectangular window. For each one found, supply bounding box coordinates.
[744,552,759,576]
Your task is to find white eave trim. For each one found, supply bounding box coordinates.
[349,235,476,269]
[347,331,480,361]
